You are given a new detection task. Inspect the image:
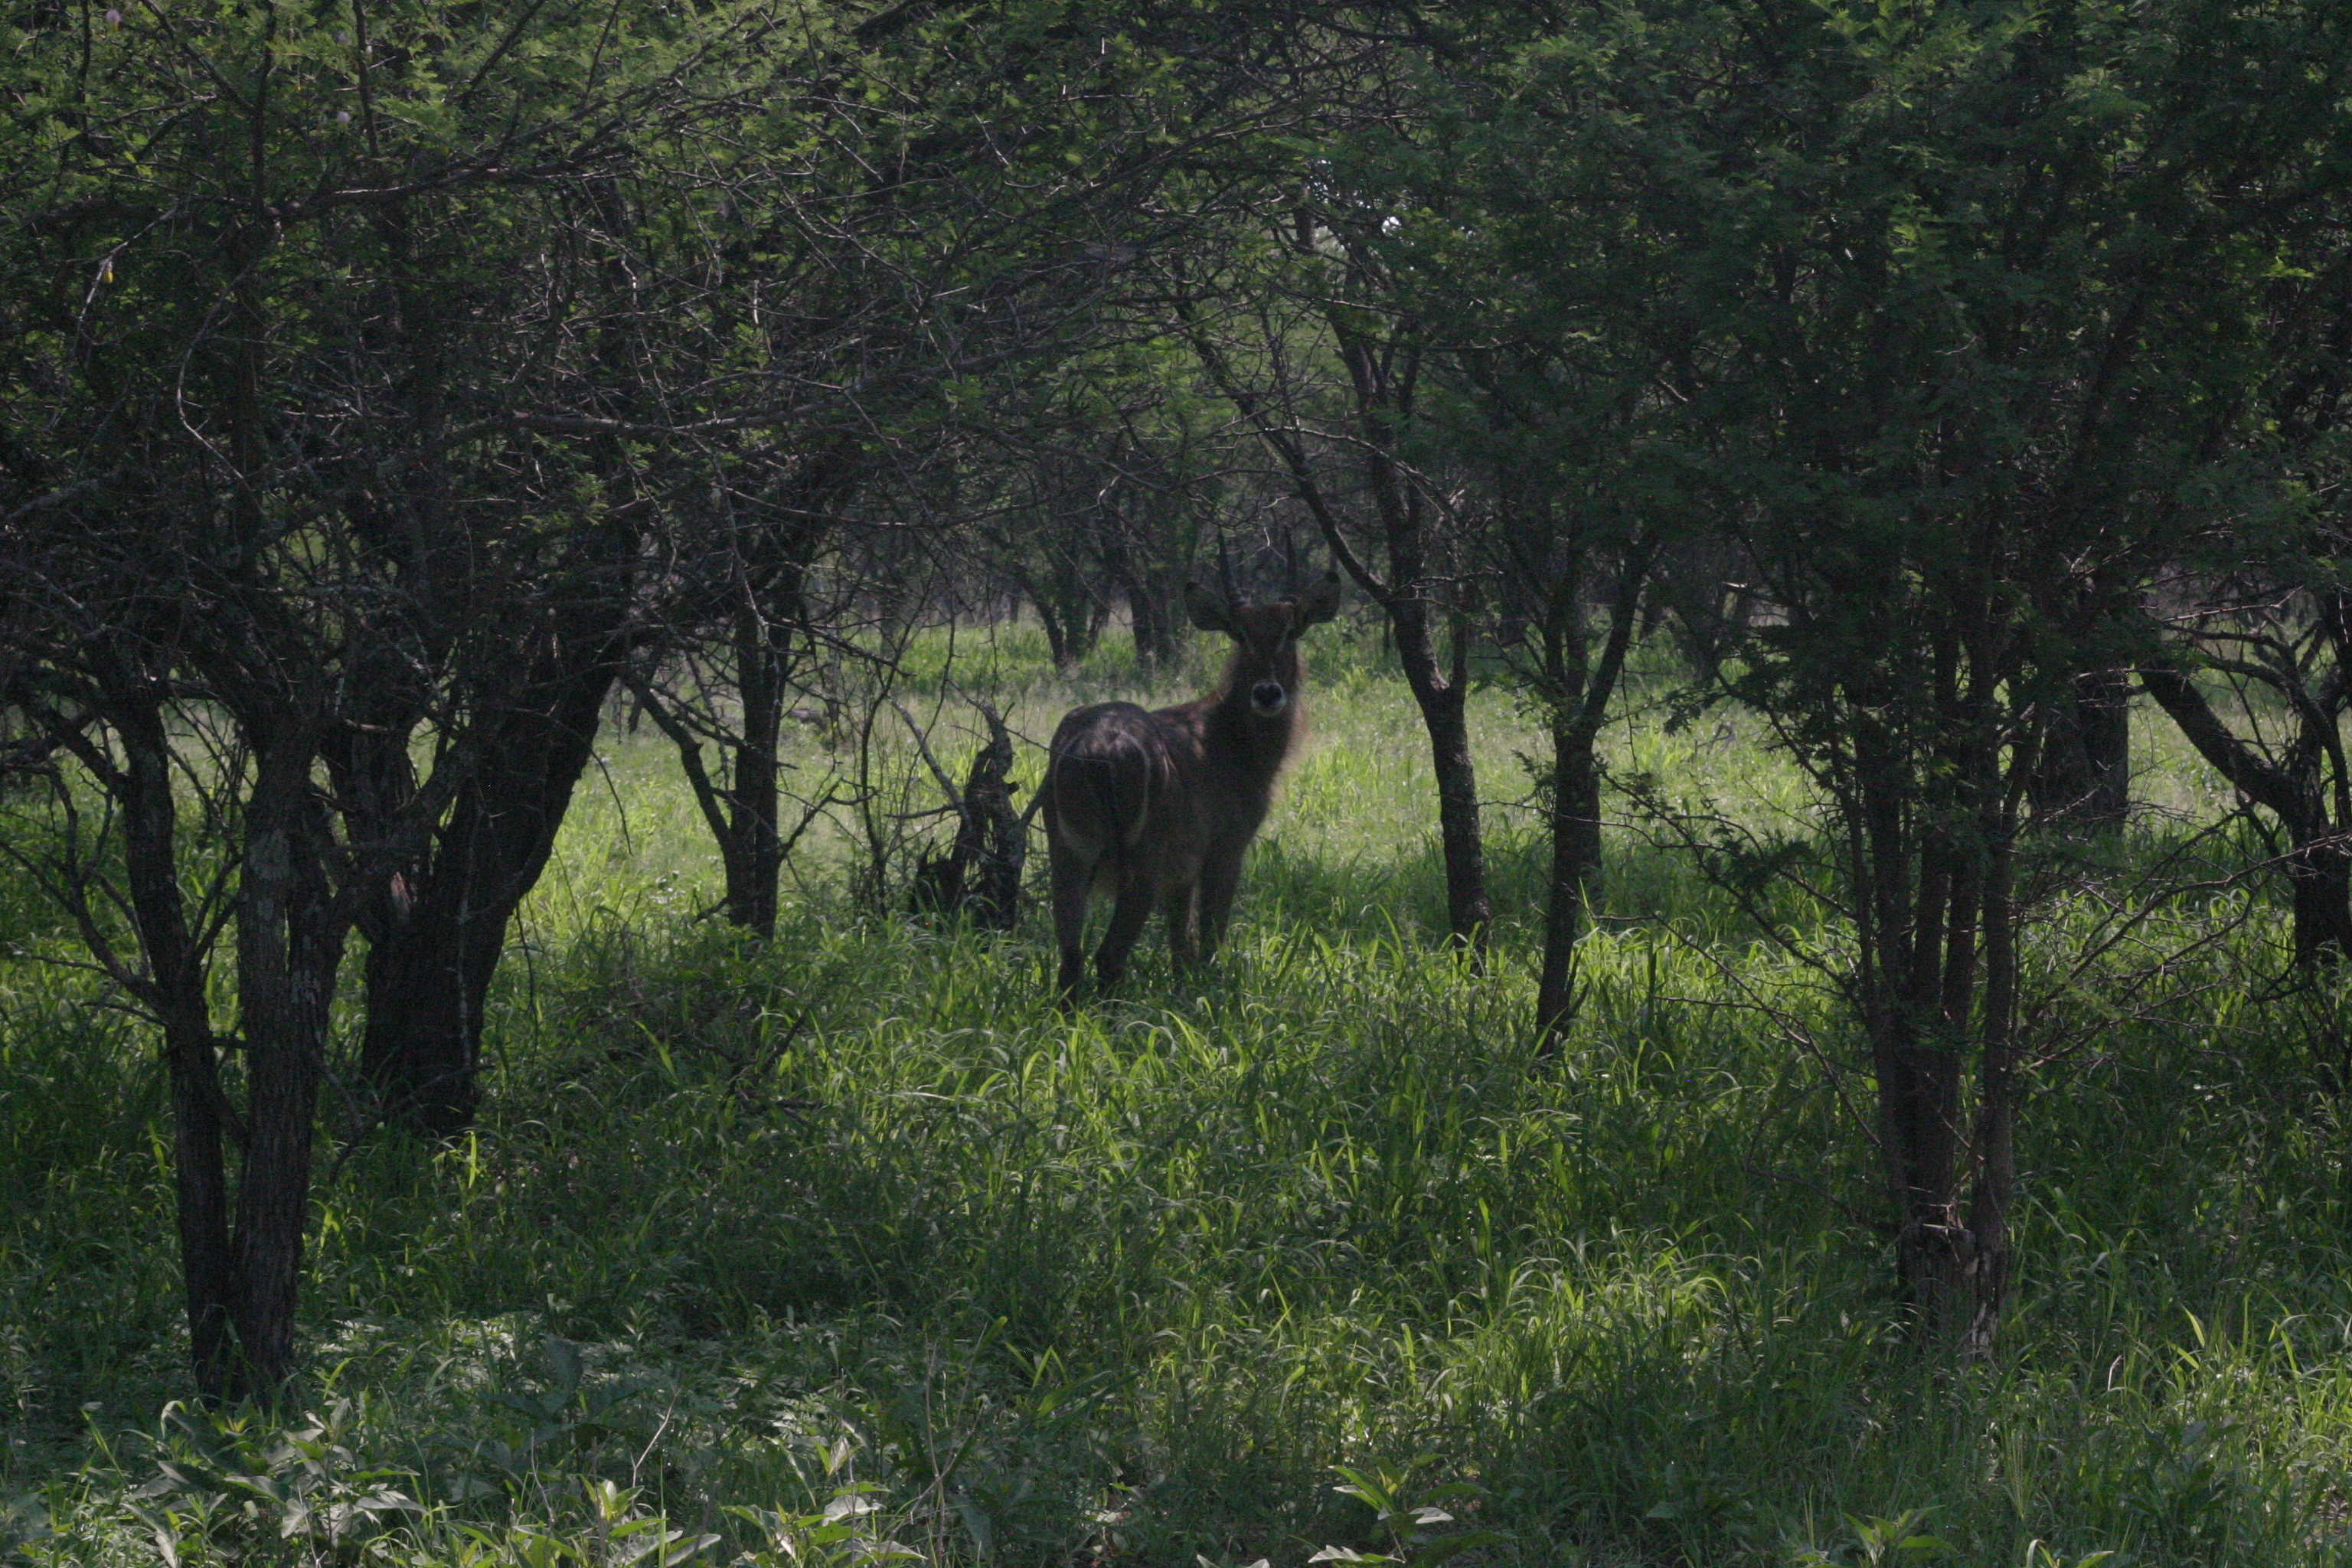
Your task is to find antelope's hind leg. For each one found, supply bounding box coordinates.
[1164,882,1201,975]
[1049,847,1096,1000]
[1093,870,1155,988]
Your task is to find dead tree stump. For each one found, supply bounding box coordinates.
[910,703,1026,929]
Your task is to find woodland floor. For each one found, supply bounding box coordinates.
[3,620,2347,1567]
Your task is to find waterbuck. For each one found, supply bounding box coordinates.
[1044,571,1342,995]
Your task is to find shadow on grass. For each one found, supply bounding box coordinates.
[1243,824,1787,955]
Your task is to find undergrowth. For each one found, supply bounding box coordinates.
[3,622,2349,1566]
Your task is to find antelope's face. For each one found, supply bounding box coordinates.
[1185,573,1344,718]
[1229,604,1308,715]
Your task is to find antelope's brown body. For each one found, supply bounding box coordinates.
[1044,574,1341,996]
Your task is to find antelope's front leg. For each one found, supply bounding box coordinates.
[1197,841,1246,960]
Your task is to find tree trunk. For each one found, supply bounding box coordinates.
[322,684,433,1130]
[1534,569,1597,1044]
[1875,1002,1970,1332]
[114,696,238,1400]
[227,734,348,1398]
[360,652,621,1135]
[626,642,788,941]
[2081,668,2132,820]
[1848,712,1973,1338]
[1342,338,1493,953]
[1034,593,1076,676]
[1533,541,1648,1049]
[1964,798,2022,1351]
[2290,835,2352,967]
[2029,665,2131,825]
[724,610,787,938]
[1537,721,1600,1040]
[2142,665,2351,968]
[1843,574,2025,1348]
[1400,639,1492,953]
[1126,577,1164,675]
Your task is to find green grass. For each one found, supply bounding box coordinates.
[4,619,2350,1566]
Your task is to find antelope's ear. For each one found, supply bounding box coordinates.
[1184,580,1233,633]
[1295,571,1343,628]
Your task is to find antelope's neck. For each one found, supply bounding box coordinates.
[1206,691,1302,779]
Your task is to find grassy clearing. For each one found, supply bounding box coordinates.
[4,621,2350,1566]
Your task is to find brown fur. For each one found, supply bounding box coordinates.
[1043,573,1342,996]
